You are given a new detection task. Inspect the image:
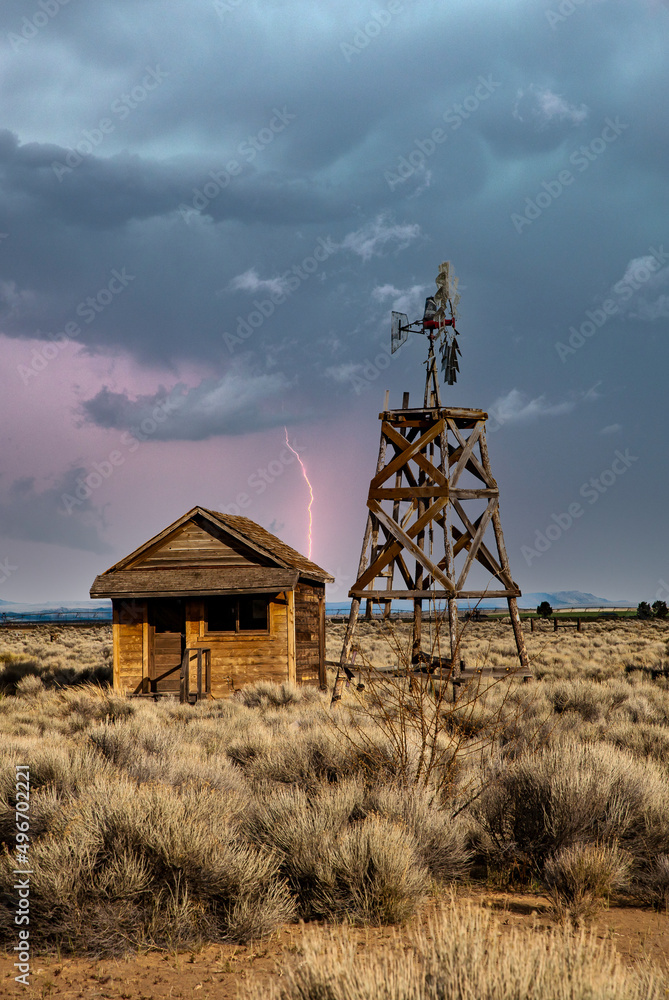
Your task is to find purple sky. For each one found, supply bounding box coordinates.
[0,0,668,606]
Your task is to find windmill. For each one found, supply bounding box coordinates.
[391,261,461,404]
[332,262,530,704]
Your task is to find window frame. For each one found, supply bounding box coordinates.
[204,595,271,636]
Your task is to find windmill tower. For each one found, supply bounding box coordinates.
[332,262,529,702]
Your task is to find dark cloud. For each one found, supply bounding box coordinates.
[0,0,668,599]
[0,471,111,553]
[80,369,295,439]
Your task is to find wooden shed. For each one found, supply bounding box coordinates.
[90,507,334,699]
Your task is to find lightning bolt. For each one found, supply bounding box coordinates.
[284,427,313,559]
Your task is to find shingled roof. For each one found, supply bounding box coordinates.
[200,509,332,581]
[90,506,333,599]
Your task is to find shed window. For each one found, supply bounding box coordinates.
[206,596,269,633]
[206,597,237,632]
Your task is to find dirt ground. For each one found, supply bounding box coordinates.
[1,894,667,999]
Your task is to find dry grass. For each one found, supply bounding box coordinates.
[327,617,668,681]
[0,619,668,967]
[245,897,669,1000]
[0,624,111,692]
[544,842,633,924]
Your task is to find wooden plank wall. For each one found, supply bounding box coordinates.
[185,596,289,697]
[127,521,258,570]
[295,583,324,687]
[114,599,145,694]
[112,589,326,698]
[287,590,296,684]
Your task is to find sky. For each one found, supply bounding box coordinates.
[0,0,668,605]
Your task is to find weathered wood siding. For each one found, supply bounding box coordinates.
[295,583,325,687]
[113,599,146,695]
[127,521,260,570]
[185,596,289,697]
[112,589,325,698]
[152,633,183,693]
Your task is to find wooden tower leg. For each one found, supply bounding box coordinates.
[334,594,362,704]
[412,600,422,665]
[384,411,405,624]
[332,426,388,706]
[447,598,459,662]
[507,596,529,670]
[491,505,528,669]
[438,424,459,662]
[478,428,529,671]
[412,484,427,665]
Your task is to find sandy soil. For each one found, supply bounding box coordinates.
[1,895,667,999]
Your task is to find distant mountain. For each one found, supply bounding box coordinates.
[326,591,634,613]
[0,600,111,621]
[517,591,634,609]
[0,594,634,623]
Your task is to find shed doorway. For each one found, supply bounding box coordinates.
[148,599,185,694]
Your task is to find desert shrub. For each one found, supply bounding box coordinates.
[225,722,276,768]
[603,721,669,763]
[0,656,43,692]
[0,742,110,815]
[246,899,668,1000]
[15,674,45,697]
[0,780,65,848]
[61,685,134,723]
[238,726,360,790]
[313,816,428,924]
[241,781,429,923]
[0,775,294,953]
[242,781,362,917]
[615,693,663,724]
[548,680,606,722]
[474,740,669,870]
[629,854,669,911]
[363,784,472,882]
[49,663,112,687]
[88,723,137,767]
[237,680,324,710]
[124,743,251,796]
[543,842,632,924]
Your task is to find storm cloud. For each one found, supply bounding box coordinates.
[0,0,667,601]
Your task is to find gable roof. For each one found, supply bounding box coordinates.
[202,509,332,581]
[90,506,333,599]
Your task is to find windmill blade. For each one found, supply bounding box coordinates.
[444,348,459,384]
[440,330,461,384]
[390,311,409,354]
